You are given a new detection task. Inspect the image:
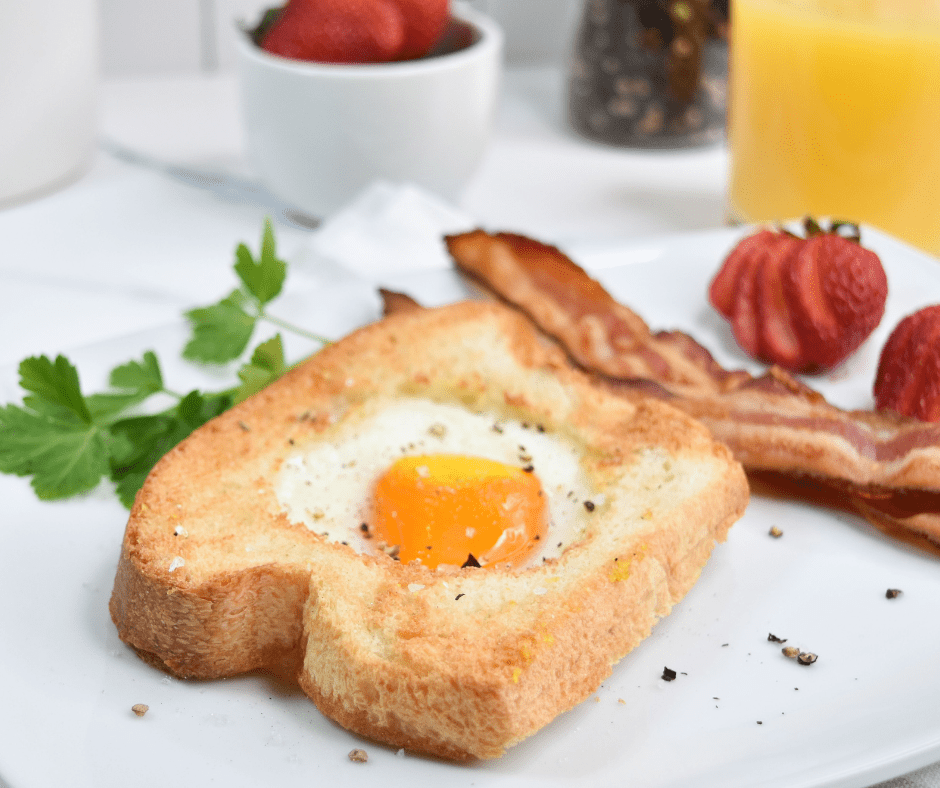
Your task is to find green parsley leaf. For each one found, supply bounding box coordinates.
[176,389,234,428]
[86,351,166,420]
[0,403,110,499]
[109,413,191,509]
[109,390,235,508]
[0,356,118,498]
[233,218,286,305]
[183,289,257,363]
[234,334,287,403]
[18,355,92,423]
[0,221,332,509]
[109,351,164,395]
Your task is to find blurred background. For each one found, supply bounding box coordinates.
[99,0,581,74]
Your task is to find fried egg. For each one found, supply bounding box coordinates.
[276,398,599,569]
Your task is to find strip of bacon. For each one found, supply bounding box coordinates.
[443,229,940,552]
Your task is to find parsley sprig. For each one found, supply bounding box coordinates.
[183,218,329,363]
[0,220,329,508]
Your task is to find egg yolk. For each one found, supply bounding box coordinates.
[370,454,547,569]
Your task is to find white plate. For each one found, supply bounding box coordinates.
[2,226,939,788]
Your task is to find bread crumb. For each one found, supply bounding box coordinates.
[618,698,626,705]
[131,703,149,717]
[348,748,368,763]
[168,557,185,572]
[769,526,783,538]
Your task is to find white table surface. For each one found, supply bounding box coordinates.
[0,66,932,788]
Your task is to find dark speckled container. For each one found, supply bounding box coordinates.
[568,0,728,148]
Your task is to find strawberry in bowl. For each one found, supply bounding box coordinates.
[257,0,450,64]
[236,2,502,216]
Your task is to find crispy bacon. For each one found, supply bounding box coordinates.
[379,288,423,316]
[444,229,940,552]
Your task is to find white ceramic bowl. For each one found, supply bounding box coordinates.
[236,3,503,218]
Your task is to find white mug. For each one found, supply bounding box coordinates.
[236,3,503,217]
[0,0,99,207]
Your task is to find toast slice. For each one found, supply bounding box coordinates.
[110,300,748,760]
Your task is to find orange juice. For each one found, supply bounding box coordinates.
[727,0,940,256]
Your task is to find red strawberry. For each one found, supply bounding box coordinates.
[711,230,802,366]
[262,0,406,64]
[753,233,803,369]
[709,228,776,318]
[709,222,888,373]
[874,305,940,422]
[784,233,887,372]
[391,0,450,60]
[728,257,761,358]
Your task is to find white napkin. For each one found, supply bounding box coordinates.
[297,181,476,283]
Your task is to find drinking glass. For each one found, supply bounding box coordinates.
[726,0,940,256]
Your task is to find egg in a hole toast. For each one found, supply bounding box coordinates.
[109,300,748,760]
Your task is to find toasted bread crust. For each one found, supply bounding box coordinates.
[110,300,748,759]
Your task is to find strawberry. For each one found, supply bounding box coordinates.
[262,0,406,64]
[728,256,761,358]
[753,233,803,369]
[784,232,887,372]
[260,0,450,64]
[709,221,888,374]
[391,0,450,60]
[874,305,940,422]
[726,232,793,360]
[709,228,775,318]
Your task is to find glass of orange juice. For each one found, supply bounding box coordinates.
[726,0,940,256]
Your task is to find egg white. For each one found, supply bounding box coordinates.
[275,398,599,567]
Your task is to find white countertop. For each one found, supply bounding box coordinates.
[0,67,931,788]
[0,67,729,368]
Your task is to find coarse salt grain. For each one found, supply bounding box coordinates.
[168,557,185,572]
[408,584,425,593]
